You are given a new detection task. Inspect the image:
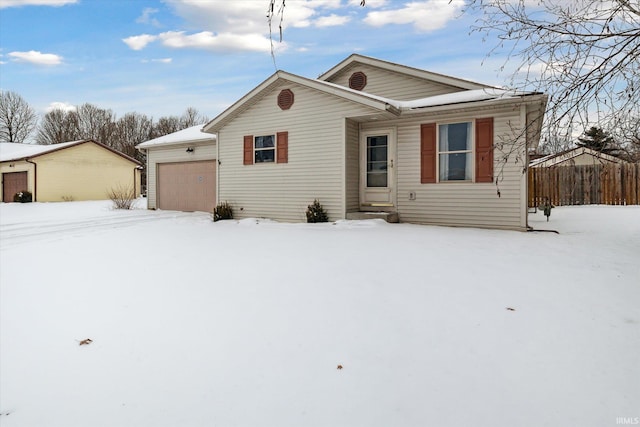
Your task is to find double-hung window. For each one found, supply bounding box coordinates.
[420,118,493,184]
[254,135,275,163]
[244,132,288,165]
[438,122,472,181]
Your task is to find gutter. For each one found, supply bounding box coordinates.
[385,103,402,116]
[400,93,548,116]
[25,158,37,202]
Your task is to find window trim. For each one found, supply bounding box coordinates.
[436,120,474,183]
[243,132,288,165]
[254,134,276,164]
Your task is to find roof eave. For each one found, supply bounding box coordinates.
[399,93,547,115]
[136,136,215,151]
[318,53,490,90]
[203,71,394,133]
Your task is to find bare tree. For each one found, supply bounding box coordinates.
[75,103,116,144]
[36,108,80,145]
[153,115,181,138]
[180,107,208,129]
[611,116,640,162]
[466,0,640,149]
[113,112,154,159]
[0,91,38,143]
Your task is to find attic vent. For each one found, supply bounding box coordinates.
[349,71,367,91]
[277,89,294,110]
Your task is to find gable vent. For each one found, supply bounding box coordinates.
[277,89,295,110]
[349,71,367,91]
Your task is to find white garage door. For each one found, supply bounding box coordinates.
[157,161,216,212]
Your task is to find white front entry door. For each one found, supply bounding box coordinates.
[360,128,396,209]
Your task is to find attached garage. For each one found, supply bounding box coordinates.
[2,171,28,202]
[157,161,216,212]
[136,125,217,213]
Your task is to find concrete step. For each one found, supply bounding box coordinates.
[345,211,399,223]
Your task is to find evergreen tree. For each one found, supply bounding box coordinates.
[576,127,617,154]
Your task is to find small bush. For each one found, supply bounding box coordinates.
[108,185,136,210]
[306,199,328,223]
[213,201,233,222]
[13,191,33,203]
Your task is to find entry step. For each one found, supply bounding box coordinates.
[345,211,399,223]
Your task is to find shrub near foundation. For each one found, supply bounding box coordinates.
[13,191,33,203]
[306,199,328,223]
[213,201,233,222]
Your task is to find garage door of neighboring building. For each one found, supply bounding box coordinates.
[157,161,216,212]
[2,171,28,203]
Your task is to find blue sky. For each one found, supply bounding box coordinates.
[0,0,518,121]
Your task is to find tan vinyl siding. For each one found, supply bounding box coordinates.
[146,142,216,209]
[218,81,380,222]
[324,63,464,101]
[362,105,528,230]
[35,142,140,202]
[345,118,360,212]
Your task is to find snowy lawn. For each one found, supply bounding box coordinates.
[1,201,639,427]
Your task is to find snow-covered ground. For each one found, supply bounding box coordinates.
[1,201,638,427]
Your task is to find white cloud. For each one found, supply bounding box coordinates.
[364,0,464,32]
[122,34,158,51]
[46,101,76,112]
[314,14,351,27]
[163,0,351,33]
[140,58,171,63]
[158,31,273,53]
[163,0,271,34]
[348,0,387,6]
[0,0,76,8]
[8,50,62,65]
[136,7,161,27]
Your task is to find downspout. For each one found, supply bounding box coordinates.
[25,158,37,202]
[133,167,137,198]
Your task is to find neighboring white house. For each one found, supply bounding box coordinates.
[201,54,547,230]
[529,146,625,168]
[136,125,216,213]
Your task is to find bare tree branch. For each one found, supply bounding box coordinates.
[0,91,37,143]
[465,0,640,152]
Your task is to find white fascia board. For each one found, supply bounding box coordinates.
[318,54,489,90]
[203,72,281,133]
[399,93,547,116]
[283,72,397,112]
[204,71,396,133]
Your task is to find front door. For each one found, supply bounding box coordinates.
[360,128,396,209]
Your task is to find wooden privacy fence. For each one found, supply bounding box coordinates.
[528,163,640,207]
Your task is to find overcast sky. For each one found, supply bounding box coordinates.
[0,0,520,121]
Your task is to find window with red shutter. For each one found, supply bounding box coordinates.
[277,131,288,163]
[421,118,494,183]
[475,118,494,183]
[244,133,289,165]
[243,135,253,165]
[421,123,436,183]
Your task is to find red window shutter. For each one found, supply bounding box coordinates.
[277,131,288,163]
[475,118,494,183]
[243,135,253,165]
[420,123,436,183]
